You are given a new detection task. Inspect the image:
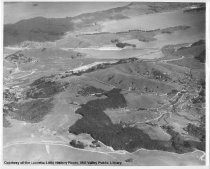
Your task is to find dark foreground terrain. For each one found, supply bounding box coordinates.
[69,87,203,153]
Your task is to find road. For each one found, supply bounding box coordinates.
[161,55,185,63]
[14,70,36,79]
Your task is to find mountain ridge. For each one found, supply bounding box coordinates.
[4,2,194,46]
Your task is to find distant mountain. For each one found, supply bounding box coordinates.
[191,40,205,47]
[195,50,205,63]
[4,17,74,46]
[4,2,193,46]
[191,40,205,63]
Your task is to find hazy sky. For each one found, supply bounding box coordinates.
[4,2,129,24]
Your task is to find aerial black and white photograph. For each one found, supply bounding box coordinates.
[2,1,208,167]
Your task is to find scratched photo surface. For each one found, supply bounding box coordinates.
[3,2,206,166]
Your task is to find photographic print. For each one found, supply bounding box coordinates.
[3,1,207,166]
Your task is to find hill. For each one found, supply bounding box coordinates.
[4,17,74,46]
